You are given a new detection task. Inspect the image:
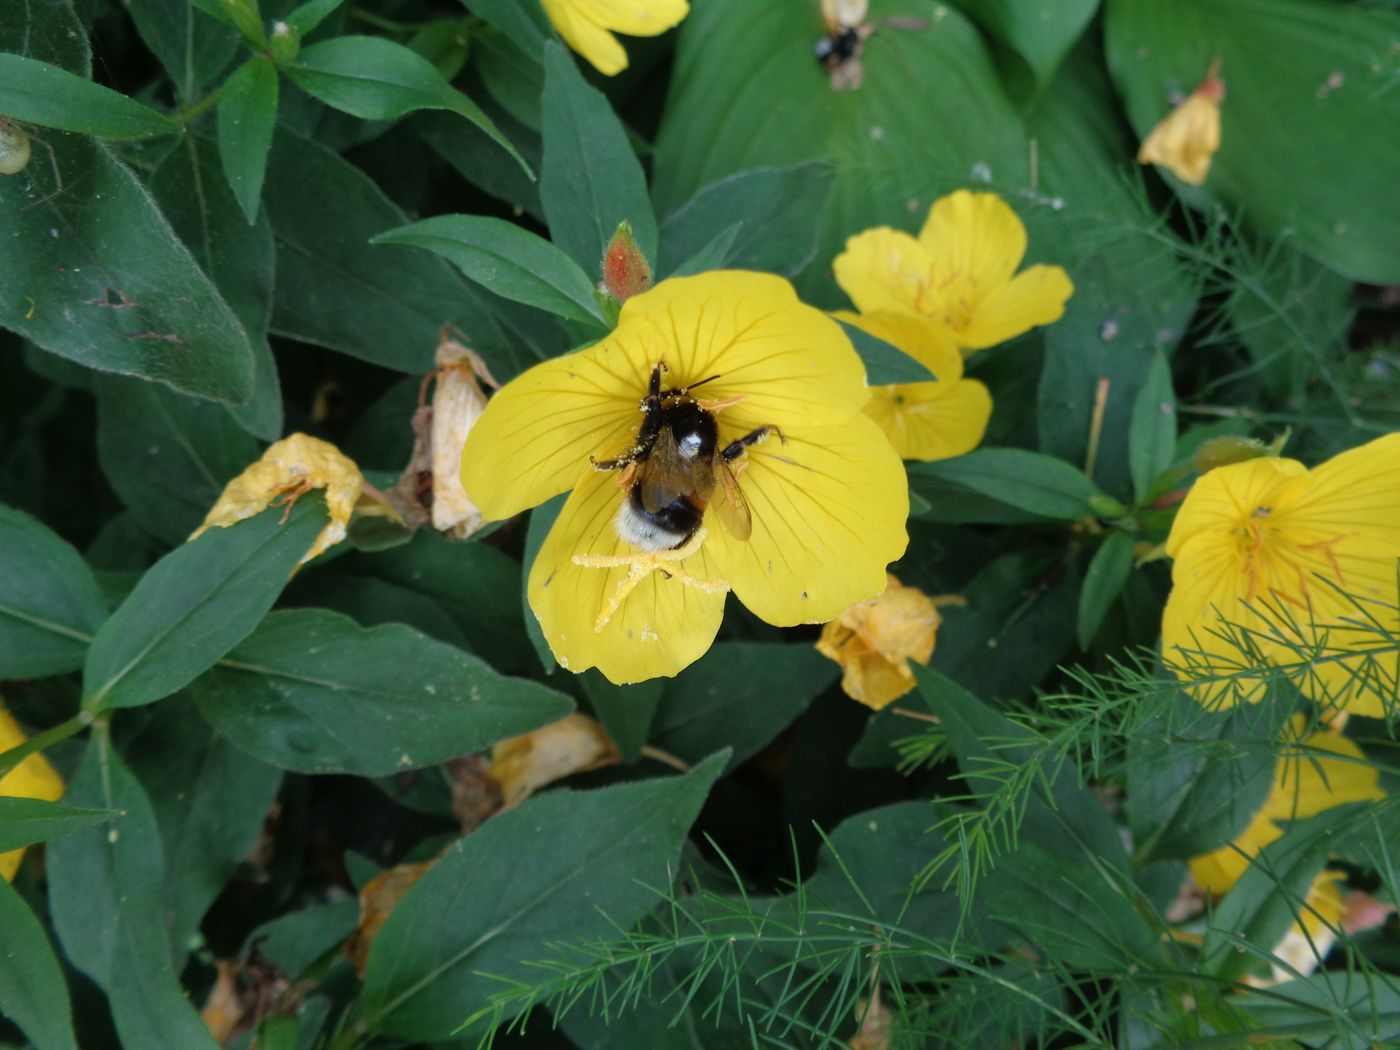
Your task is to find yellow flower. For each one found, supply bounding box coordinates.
[191,433,365,565]
[833,311,991,462]
[832,190,1074,354]
[816,574,954,710]
[1138,62,1225,187]
[541,0,689,76]
[1189,717,1382,983]
[0,702,65,882]
[461,271,909,685]
[489,713,619,808]
[1162,435,1400,715]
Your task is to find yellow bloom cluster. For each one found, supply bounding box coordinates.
[461,271,909,684]
[831,190,1071,463]
[1162,434,1400,715]
[0,702,64,882]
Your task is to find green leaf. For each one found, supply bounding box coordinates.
[657,162,836,278]
[1128,349,1177,501]
[1076,530,1134,648]
[245,900,360,979]
[0,503,107,679]
[125,697,282,960]
[360,753,726,1039]
[93,373,259,546]
[0,54,173,137]
[666,221,743,278]
[262,130,537,380]
[649,642,837,771]
[540,41,656,274]
[0,877,78,1050]
[909,448,1101,520]
[373,215,605,326]
[464,0,550,54]
[522,494,564,674]
[416,105,542,219]
[653,0,1026,305]
[286,36,530,177]
[81,496,328,711]
[0,797,112,853]
[578,673,663,764]
[1236,970,1400,1047]
[837,319,936,385]
[954,0,1100,83]
[1,136,257,404]
[47,736,221,1049]
[195,608,574,775]
[122,0,240,101]
[149,135,283,439]
[1105,0,1400,283]
[285,0,344,38]
[218,56,279,224]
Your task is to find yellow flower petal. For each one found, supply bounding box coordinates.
[567,0,688,37]
[1138,83,1223,187]
[528,466,727,684]
[541,0,629,75]
[0,702,65,882]
[864,379,992,462]
[460,349,640,522]
[1189,809,1277,895]
[705,414,909,626]
[489,713,619,808]
[956,265,1075,351]
[832,227,931,319]
[1265,717,1385,823]
[833,309,964,380]
[816,574,946,709]
[190,434,362,565]
[917,189,1028,297]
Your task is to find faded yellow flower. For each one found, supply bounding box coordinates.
[488,713,619,808]
[542,0,689,76]
[0,702,65,882]
[816,574,953,710]
[191,433,365,565]
[461,271,909,685]
[1138,61,1225,186]
[833,190,1074,354]
[834,311,991,462]
[1162,434,1400,715]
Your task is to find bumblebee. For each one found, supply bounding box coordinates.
[815,0,872,83]
[592,362,781,552]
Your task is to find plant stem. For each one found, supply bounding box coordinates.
[0,712,92,779]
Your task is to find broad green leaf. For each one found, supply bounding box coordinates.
[263,130,539,380]
[909,448,1103,521]
[0,0,90,74]
[195,608,574,775]
[952,0,1100,83]
[649,642,837,771]
[578,673,664,764]
[1128,349,1177,501]
[125,697,282,959]
[285,0,345,38]
[463,0,550,54]
[360,753,725,1039]
[149,135,283,439]
[286,36,529,176]
[93,373,259,546]
[244,901,360,979]
[373,215,605,326]
[657,162,836,278]
[837,319,936,385]
[416,106,542,219]
[218,56,280,224]
[81,496,328,711]
[1236,970,1400,1047]
[1076,530,1134,648]
[654,0,1026,305]
[1199,808,1346,981]
[540,41,656,274]
[47,736,221,1050]
[1029,47,1197,498]
[666,221,743,278]
[0,54,172,137]
[122,0,240,101]
[0,877,78,1050]
[1105,0,1400,283]
[0,503,107,679]
[1,136,257,404]
[0,797,112,853]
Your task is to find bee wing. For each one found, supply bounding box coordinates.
[714,459,753,541]
[822,0,868,29]
[639,426,692,513]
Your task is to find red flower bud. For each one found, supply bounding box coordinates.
[601,220,653,302]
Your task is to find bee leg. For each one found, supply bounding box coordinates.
[720,425,785,461]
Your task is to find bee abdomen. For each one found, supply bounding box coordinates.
[615,487,702,552]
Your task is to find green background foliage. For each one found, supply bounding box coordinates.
[2,1,1400,1048]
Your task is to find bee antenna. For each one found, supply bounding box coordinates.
[686,374,722,391]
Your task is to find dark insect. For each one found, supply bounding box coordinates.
[592,362,782,551]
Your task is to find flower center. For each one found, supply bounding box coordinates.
[1235,506,1347,610]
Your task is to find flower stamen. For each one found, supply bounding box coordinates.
[571,527,731,632]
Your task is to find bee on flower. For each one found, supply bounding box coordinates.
[541,0,689,76]
[460,271,909,685]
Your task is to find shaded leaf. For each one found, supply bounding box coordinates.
[0,797,112,853]
[0,877,78,1050]
[0,53,172,137]
[218,56,280,224]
